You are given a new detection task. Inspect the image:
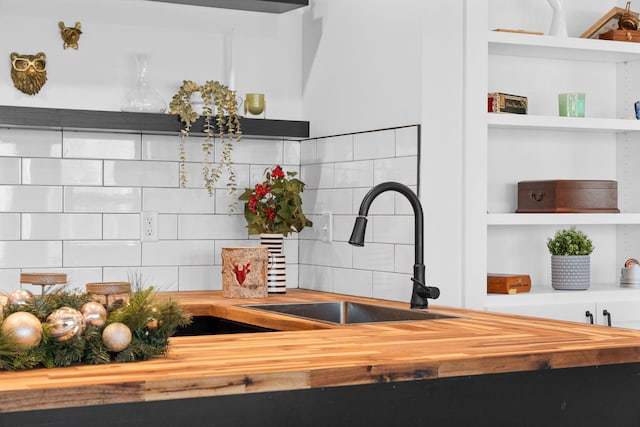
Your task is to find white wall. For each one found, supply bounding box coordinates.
[0,0,303,119]
[302,0,467,306]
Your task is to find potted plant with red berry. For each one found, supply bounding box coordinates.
[238,165,312,293]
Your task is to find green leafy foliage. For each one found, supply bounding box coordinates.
[0,287,191,371]
[168,80,242,199]
[238,165,313,236]
[547,226,594,256]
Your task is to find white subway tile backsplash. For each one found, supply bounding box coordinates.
[215,188,246,215]
[23,158,102,186]
[104,160,178,187]
[65,187,141,212]
[334,160,373,188]
[302,189,353,215]
[334,268,373,297]
[396,187,418,215]
[142,240,215,266]
[352,243,395,272]
[0,269,21,293]
[179,265,220,291]
[0,122,416,295]
[229,138,283,164]
[22,213,101,240]
[302,163,334,189]
[0,186,62,212]
[332,215,358,243]
[374,157,417,185]
[353,129,395,160]
[395,126,418,157]
[0,128,62,158]
[352,188,394,215]
[317,134,353,163]
[286,264,299,288]
[394,244,414,274]
[178,214,247,240]
[103,214,140,240]
[372,272,412,302]
[283,239,299,264]
[58,268,103,291]
[182,163,250,190]
[0,214,20,240]
[63,241,141,267]
[283,140,301,166]
[0,241,62,268]
[159,214,178,239]
[0,158,20,184]
[142,134,202,161]
[63,131,140,160]
[298,264,333,292]
[143,188,214,213]
[372,215,414,244]
[299,240,351,268]
[103,266,179,292]
[300,139,317,165]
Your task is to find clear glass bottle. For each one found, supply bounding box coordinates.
[121,54,167,113]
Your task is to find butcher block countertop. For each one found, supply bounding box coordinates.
[2,289,640,414]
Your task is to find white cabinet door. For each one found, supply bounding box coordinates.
[596,299,640,329]
[487,302,596,324]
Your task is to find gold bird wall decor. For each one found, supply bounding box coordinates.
[59,21,82,50]
[11,52,47,95]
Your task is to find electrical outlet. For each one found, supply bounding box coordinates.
[321,211,333,242]
[141,211,158,241]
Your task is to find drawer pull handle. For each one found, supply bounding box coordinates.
[603,309,612,327]
[585,310,594,324]
[528,191,545,202]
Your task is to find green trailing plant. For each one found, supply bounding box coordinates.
[0,287,191,371]
[547,226,594,256]
[238,165,312,236]
[168,80,242,199]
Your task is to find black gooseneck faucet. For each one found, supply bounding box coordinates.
[348,182,440,309]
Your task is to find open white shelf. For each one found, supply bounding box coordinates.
[485,282,640,307]
[488,30,640,63]
[488,114,640,132]
[487,213,640,226]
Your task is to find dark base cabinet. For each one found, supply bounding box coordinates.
[3,363,640,427]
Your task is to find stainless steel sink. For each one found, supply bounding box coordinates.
[242,301,459,324]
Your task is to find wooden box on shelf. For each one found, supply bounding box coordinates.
[516,180,619,213]
[487,274,531,294]
[599,29,640,43]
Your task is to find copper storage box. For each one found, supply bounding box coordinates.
[516,180,619,213]
[487,274,531,294]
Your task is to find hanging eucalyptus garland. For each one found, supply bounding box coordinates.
[168,80,242,199]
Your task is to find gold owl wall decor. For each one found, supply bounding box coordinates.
[59,21,82,50]
[11,52,47,95]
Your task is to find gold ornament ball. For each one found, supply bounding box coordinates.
[47,307,85,341]
[1,311,43,350]
[81,301,107,327]
[7,289,34,305]
[0,295,7,310]
[102,322,132,352]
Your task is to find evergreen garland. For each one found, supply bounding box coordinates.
[0,287,191,371]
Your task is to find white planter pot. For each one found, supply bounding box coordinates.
[551,255,590,290]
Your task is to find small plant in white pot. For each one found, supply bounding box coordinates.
[547,226,594,290]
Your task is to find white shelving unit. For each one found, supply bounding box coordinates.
[464,14,640,328]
